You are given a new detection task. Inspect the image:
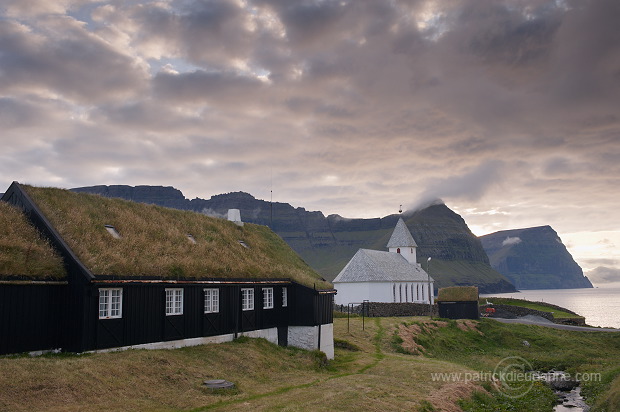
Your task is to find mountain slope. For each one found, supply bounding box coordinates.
[72,185,516,293]
[480,226,593,289]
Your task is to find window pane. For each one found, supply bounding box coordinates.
[263,288,273,309]
[166,289,183,315]
[242,288,254,311]
[99,288,122,319]
[99,289,109,318]
[204,289,219,313]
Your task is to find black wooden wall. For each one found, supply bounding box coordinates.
[0,284,69,355]
[437,301,480,320]
[88,283,305,352]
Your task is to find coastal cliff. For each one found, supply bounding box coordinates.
[480,226,593,289]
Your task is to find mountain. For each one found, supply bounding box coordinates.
[479,226,593,289]
[71,185,516,293]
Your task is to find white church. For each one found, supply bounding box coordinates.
[333,217,434,305]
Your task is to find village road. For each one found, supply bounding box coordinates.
[491,317,620,332]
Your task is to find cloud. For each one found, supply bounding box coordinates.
[0,0,619,243]
[586,266,620,284]
[413,160,505,210]
[502,237,522,246]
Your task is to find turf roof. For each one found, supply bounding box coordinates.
[0,201,67,280]
[22,185,332,289]
[436,286,479,302]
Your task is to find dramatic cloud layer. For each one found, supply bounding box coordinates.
[1,0,619,277]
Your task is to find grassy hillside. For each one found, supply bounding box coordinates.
[0,201,66,279]
[481,297,583,319]
[23,185,331,289]
[1,317,619,411]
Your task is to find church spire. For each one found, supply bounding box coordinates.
[387,217,418,264]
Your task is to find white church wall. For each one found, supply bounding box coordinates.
[334,282,396,304]
[333,282,370,305]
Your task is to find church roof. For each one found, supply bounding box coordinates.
[333,249,432,283]
[386,217,417,248]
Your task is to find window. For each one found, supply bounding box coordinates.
[241,288,254,311]
[104,225,121,239]
[204,288,219,313]
[405,284,408,302]
[282,287,288,307]
[263,287,274,309]
[99,288,122,319]
[165,288,183,315]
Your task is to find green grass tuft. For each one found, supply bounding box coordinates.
[0,202,66,279]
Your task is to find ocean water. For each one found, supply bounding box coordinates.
[481,286,620,329]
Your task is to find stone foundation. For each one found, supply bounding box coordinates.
[335,302,438,317]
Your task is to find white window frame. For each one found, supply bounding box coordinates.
[282,287,288,307]
[99,288,122,319]
[204,288,219,314]
[263,287,274,309]
[165,288,184,316]
[241,288,254,311]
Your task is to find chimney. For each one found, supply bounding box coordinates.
[227,209,244,226]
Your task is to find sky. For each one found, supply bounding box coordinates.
[1,0,619,286]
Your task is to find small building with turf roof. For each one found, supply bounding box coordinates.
[1,182,335,357]
[436,286,479,320]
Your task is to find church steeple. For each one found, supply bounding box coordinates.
[387,217,418,264]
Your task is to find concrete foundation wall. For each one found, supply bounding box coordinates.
[92,327,279,353]
[288,323,335,359]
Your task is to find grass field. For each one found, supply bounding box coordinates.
[481,297,582,319]
[1,317,619,411]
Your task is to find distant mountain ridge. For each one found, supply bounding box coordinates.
[72,185,517,293]
[480,226,593,289]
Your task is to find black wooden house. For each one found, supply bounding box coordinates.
[1,182,335,357]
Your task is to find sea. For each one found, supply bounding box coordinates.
[481,286,620,329]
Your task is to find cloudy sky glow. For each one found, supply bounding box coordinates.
[1,0,619,284]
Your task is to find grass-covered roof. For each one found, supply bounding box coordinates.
[22,185,332,289]
[0,201,67,280]
[436,286,479,302]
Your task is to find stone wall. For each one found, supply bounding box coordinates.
[489,304,555,321]
[335,302,438,317]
